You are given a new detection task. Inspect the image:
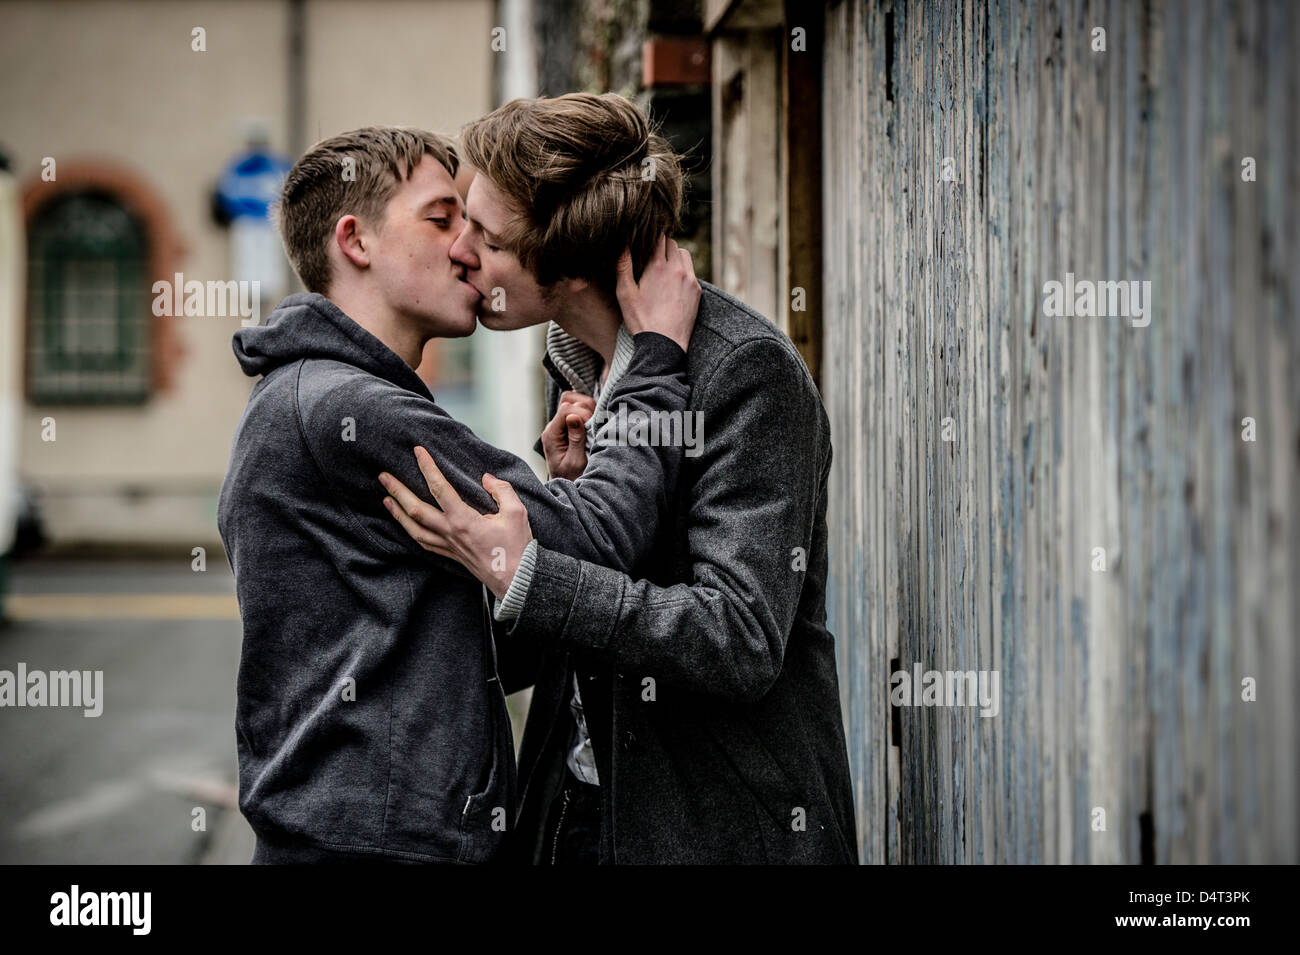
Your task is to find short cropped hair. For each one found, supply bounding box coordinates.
[460,93,684,294]
[276,126,459,293]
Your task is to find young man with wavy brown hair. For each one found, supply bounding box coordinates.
[381,94,859,864]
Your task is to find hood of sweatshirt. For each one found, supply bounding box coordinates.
[232,292,433,400]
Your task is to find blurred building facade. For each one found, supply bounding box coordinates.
[0,0,504,551]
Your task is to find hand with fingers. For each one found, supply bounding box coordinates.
[379,446,533,600]
[541,390,596,480]
[616,234,701,353]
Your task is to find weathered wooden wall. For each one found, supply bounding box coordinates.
[822,0,1298,863]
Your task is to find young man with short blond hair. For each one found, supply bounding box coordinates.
[218,124,698,863]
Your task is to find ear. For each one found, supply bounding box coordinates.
[334,214,370,270]
[563,275,590,294]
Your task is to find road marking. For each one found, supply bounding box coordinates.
[4,594,240,621]
[14,762,238,839]
[14,779,143,838]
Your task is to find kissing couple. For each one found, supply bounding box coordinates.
[218,92,856,865]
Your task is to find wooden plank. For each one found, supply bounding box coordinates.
[817,0,1298,864]
[713,30,781,323]
[781,1,824,385]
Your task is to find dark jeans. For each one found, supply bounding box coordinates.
[543,772,601,865]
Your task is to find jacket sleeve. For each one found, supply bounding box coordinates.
[487,590,545,695]
[296,331,689,576]
[495,337,828,704]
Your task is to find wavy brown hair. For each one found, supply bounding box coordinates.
[460,93,684,294]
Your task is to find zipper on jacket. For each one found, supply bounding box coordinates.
[464,588,508,838]
[549,786,572,866]
[517,656,574,827]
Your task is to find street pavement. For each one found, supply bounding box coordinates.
[0,558,255,864]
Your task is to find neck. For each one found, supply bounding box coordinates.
[553,287,622,372]
[327,283,427,368]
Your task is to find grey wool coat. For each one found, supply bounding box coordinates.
[496,281,859,865]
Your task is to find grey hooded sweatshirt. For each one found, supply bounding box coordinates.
[217,293,688,863]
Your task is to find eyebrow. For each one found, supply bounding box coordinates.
[468,216,504,245]
[420,196,461,215]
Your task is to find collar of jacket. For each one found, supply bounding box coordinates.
[535,321,632,456]
[233,292,435,401]
[542,321,635,403]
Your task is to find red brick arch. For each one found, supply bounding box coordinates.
[22,160,188,395]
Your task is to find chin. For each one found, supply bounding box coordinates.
[449,314,479,337]
[421,310,476,338]
[478,312,544,332]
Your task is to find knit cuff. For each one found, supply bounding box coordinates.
[494,538,539,622]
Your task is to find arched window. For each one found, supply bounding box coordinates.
[27,191,151,403]
[23,163,185,404]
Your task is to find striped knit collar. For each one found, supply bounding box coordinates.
[544,321,636,415]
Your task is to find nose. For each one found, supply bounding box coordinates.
[449,225,479,271]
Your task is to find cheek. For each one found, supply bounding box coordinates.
[416,240,449,277]
[479,264,503,293]
[520,281,546,310]
[499,265,532,296]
